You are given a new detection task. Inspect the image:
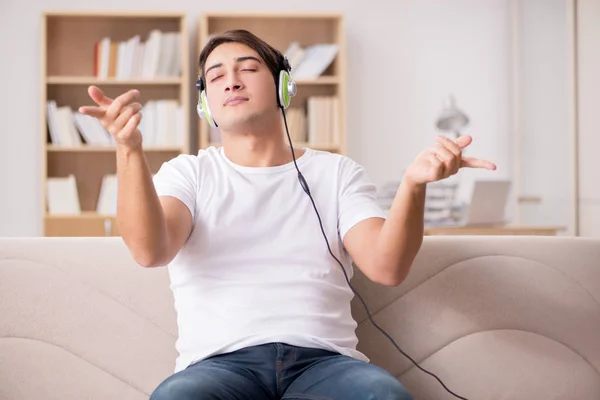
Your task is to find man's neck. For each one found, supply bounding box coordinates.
[220,126,303,168]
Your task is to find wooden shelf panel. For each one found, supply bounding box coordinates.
[293,142,341,152]
[44,212,119,237]
[47,145,184,152]
[43,10,185,18]
[45,211,116,219]
[47,76,183,85]
[295,77,339,85]
[288,84,340,106]
[202,11,342,19]
[47,84,181,109]
[207,142,341,152]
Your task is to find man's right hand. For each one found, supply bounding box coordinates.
[79,85,143,150]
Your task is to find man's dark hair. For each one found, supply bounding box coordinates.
[198,29,284,88]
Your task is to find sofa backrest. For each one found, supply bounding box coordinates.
[0,237,177,400]
[2,235,599,400]
[350,235,600,399]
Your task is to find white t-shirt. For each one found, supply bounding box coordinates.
[152,146,387,373]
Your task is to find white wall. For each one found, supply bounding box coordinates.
[349,0,511,205]
[0,0,512,236]
[577,0,600,237]
[513,0,575,234]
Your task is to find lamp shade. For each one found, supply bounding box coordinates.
[436,95,469,133]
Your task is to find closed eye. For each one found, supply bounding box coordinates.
[210,75,223,82]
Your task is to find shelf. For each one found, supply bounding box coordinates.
[208,142,341,152]
[203,11,342,19]
[43,10,186,18]
[47,76,183,85]
[295,76,339,85]
[44,212,118,237]
[46,145,184,152]
[197,12,346,154]
[518,196,543,204]
[293,142,341,152]
[45,211,115,220]
[42,11,190,237]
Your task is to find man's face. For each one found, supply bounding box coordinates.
[204,42,278,129]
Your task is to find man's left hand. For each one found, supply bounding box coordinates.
[403,135,497,187]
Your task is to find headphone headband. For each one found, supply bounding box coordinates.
[282,55,291,72]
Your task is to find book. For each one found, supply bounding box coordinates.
[284,42,339,79]
[46,175,81,215]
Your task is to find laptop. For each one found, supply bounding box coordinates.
[459,180,512,226]
[426,180,511,227]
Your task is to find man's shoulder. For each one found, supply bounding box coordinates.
[304,148,365,178]
[304,148,358,168]
[154,146,223,183]
[162,146,222,168]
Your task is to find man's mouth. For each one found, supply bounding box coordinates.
[224,96,249,106]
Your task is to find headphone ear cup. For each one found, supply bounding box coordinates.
[278,70,296,109]
[199,90,217,127]
[196,103,204,119]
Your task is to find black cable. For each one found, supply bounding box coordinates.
[281,108,469,400]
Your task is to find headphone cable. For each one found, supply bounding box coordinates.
[281,108,469,400]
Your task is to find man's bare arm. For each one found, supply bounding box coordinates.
[80,86,193,267]
[116,146,193,267]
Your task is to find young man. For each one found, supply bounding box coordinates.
[80,29,495,400]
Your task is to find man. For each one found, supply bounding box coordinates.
[80,29,495,400]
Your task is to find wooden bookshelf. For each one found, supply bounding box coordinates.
[196,12,347,154]
[41,11,190,237]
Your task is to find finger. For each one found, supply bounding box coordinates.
[121,112,142,136]
[428,150,443,169]
[461,156,497,170]
[455,135,473,149]
[435,135,462,157]
[78,105,106,118]
[88,85,113,107]
[432,145,457,170]
[113,112,142,144]
[106,89,140,120]
[111,103,143,132]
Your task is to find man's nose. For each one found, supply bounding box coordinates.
[225,73,243,92]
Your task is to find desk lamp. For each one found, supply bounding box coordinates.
[432,95,469,220]
[436,95,469,138]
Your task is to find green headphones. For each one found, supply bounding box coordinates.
[196,54,297,128]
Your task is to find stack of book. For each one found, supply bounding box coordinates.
[423,182,460,224]
[45,175,81,215]
[281,107,307,142]
[46,100,186,148]
[93,30,182,79]
[45,173,118,216]
[284,42,339,79]
[376,181,461,225]
[306,96,340,146]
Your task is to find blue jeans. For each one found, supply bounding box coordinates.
[150,342,412,400]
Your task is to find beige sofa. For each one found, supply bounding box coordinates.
[1,235,599,400]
